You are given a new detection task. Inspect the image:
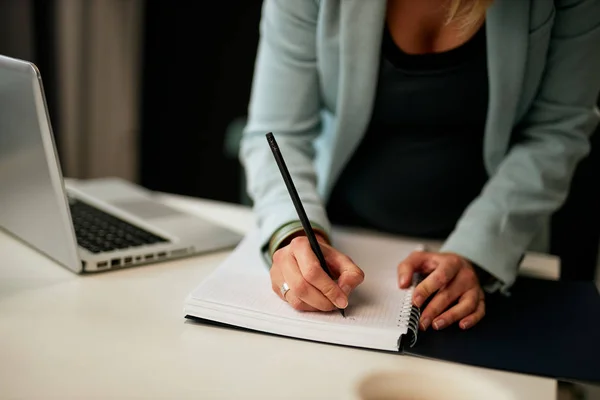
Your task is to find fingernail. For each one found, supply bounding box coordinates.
[461,320,471,330]
[413,295,424,307]
[341,285,352,295]
[420,317,431,330]
[335,296,348,309]
[433,319,446,330]
[399,275,409,287]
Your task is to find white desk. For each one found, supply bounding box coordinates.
[0,193,558,399]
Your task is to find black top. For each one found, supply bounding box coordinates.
[327,23,490,239]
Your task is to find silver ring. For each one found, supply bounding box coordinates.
[280,282,290,298]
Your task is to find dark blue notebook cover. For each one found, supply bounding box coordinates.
[406,277,600,385]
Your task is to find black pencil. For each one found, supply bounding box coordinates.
[266,132,345,317]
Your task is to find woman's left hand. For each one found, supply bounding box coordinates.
[397,250,485,331]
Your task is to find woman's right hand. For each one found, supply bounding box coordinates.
[270,235,365,312]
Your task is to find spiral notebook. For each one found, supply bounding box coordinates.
[183,227,600,384]
[183,228,424,351]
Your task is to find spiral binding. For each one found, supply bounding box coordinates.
[398,274,422,348]
[406,304,420,347]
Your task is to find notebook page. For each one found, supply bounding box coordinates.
[188,228,422,333]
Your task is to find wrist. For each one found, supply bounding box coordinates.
[452,253,494,287]
[450,253,503,293]
[268,220,330,258]
[282,230,328,244]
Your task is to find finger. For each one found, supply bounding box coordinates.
[321,245,365,297]
[431,287,481,330]
[290,237,348,309]
[271,248,318,312]
[280,243,338,311]
[419,266,481,329]
[459,296,486,330]
[270,256,287,300]
[283,290,320,312]
[412,258,461,308]
[397,249,429,288]
[419,278,464,330]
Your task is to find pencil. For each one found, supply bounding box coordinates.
[266,132,345,317]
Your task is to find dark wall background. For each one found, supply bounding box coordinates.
[32,0,60,153]
[0,0,60,152]
[139,0,263,204]
[551,116,600,281]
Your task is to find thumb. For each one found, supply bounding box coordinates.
[319,244,364,296]
[397,248,428,288]
[329,253,365,296]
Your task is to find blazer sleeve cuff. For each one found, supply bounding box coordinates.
[268,220,330,258]
[440,226,523,295]
[256,202,331,264]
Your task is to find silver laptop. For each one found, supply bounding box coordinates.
[0,54,243,273]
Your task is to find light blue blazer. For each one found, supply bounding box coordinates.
[240,0,600,291]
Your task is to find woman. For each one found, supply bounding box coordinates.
[239,0,600,331]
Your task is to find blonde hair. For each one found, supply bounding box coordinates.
[446,0,493,30]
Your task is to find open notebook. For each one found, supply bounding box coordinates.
[184,228,600,384]
[184,228,424,351]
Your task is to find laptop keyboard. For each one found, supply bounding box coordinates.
[69,198,169,254]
